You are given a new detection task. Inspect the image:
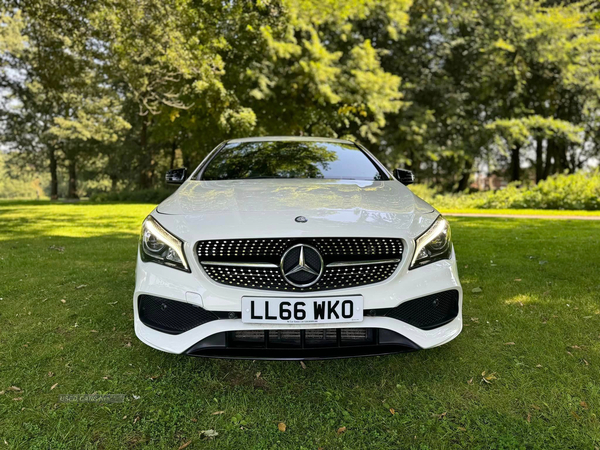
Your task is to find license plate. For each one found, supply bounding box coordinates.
[241,296,364,324]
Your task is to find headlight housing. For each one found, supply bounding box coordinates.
[140,216,190,272]
[410,216,452,269]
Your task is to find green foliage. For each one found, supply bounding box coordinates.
[90,187,176,203]
[0,154,46,199]
[412,171,600,211]
[231,0,409,141]
[0,9,24,54]
[49,93,131,143]
[486,116,584,149]
[0,0,599,198]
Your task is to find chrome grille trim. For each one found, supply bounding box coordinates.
[201,261,279,268]
[326,258,401,268]
[196,237,403,291]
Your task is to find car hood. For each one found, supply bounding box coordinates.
[154,179,438,241]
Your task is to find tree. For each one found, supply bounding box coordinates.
[483,0,600,182]
[88,0,411,187]
[231,0,409,141]
[0,0,129,198]
[368,0,599,188]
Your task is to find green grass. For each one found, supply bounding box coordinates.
[439,208,600,217]
[1,201,600,449]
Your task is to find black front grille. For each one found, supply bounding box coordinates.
[138,295,218,335]
[385,290,460,330]
[228,328,375,348]
[185,328,421,360]
[197,237,403,291]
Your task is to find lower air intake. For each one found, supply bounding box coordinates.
[228,328,375,348]
[138,295,218,335]
[385,290,460,330]
[185,328,421,360]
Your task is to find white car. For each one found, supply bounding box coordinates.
[134,137,462,359]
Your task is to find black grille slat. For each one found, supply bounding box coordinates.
[138,295,218,335]
[385,290,459,330]
[305,329,338,347]
[197,237,403,291]
[268,330,302,348]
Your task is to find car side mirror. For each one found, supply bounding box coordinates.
[166,167,187,185]
[393,168,414,185]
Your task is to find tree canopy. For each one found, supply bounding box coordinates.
[0,0,598,197]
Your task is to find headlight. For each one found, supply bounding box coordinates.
[410,216,452,269]
[140,216,190,272]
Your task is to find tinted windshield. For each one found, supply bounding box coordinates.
[201,141,386,181]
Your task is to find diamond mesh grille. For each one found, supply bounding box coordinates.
[198,238,402,262]
[202,260,399,291]
[197,237,403,291]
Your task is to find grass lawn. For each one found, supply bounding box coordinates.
[1,201,600,449]
[438,207,600,217]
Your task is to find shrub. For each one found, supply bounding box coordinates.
[410,170,600,211]
[90,187,176,204]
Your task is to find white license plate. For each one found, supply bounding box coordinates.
[241,296,364,324]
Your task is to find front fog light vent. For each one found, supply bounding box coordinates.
[385,290,459,330]
[138,295,218,335]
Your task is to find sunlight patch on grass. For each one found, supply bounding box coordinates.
[441,208,600,217]
[504,293,538,306]
[0,202,154,240]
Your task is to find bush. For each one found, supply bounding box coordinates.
[410,170,600,211]
[90,187,176,203]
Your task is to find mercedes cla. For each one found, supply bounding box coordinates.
[134,137,462,359]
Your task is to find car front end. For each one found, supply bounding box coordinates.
[133,137,462,360]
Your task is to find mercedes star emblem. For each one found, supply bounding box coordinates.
[280,243,324,288]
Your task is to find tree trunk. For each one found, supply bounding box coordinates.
[110,175,118,191]
[511,145,521,182]
[543,139,555,179]
[535,138,543,183]
[170,141,177,170]
[456,159,473,192]
[139,119,153,188]
[558,143,571,173]
[67,159,79,199]
[183,152,191,172]
[49,146,58,200]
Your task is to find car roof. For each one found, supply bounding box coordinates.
[226,136,355,144]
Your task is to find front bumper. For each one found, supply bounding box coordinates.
[133,246,463,358]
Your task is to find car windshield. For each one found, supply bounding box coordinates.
[200,140,386,181]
